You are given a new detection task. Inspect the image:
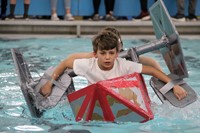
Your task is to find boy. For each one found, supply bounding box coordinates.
[40,31,187,100]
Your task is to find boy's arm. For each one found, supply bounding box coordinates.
[40,52,94,97]
[139,56,162,71]
[141,65,187,100]
[53,52,94,79]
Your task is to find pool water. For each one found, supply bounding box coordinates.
[0,37,200,132]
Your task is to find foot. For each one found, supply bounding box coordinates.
[141,15,151,21]
[5,14,15,20]
[51,14,59,21]
[172,14,186,22]
[64,13,74,21]
[23,14,29,20]
[135,11,149,20]
[105,14,116,21]
[187,14,198,21]
[0,14,6,20]
[92,14,100,21]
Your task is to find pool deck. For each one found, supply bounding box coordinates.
[0,19,200,38]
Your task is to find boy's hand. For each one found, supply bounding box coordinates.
[173,85,187,100]
[40,82,53,98]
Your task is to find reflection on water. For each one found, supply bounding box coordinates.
[0,37,200,132]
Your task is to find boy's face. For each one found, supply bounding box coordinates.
[94,48,118,71]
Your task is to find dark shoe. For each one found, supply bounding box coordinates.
[187,14,198,21]
[92,14,100,21]
[172,14,185,22]
[0,14,6,20]
[23,14,29,20]
[5,14,15,20]
[135,11,149,19]
[105,14,116,21]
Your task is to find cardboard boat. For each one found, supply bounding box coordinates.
[68,73,153,123]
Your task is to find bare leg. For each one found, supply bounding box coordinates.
[10,0,16,4]
[24,0,30,4]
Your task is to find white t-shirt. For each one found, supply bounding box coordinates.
[73,57,142,85]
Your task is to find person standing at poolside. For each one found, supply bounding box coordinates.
[134,0,157,21]
[50,0,74,21]
[92,0,116,21]
[40,30,187,100]
[172,0,198,22]
[6,0,30,20]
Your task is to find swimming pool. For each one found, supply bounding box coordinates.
[0,37,200,132]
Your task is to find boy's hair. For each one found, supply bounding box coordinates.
[103,27,123,47]
[103,27,121,39]
[92,31,119,53]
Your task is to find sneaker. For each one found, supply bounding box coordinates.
[141,15,151,21]
[187,14,198,21]
[105,14,116,21]
[172,14,186,22]
[135,11,149,20]
[92,14,100,21]
[51,14,59,21]
[64,13,74,21]
[23,14,29,20]
[5,14,15,20]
